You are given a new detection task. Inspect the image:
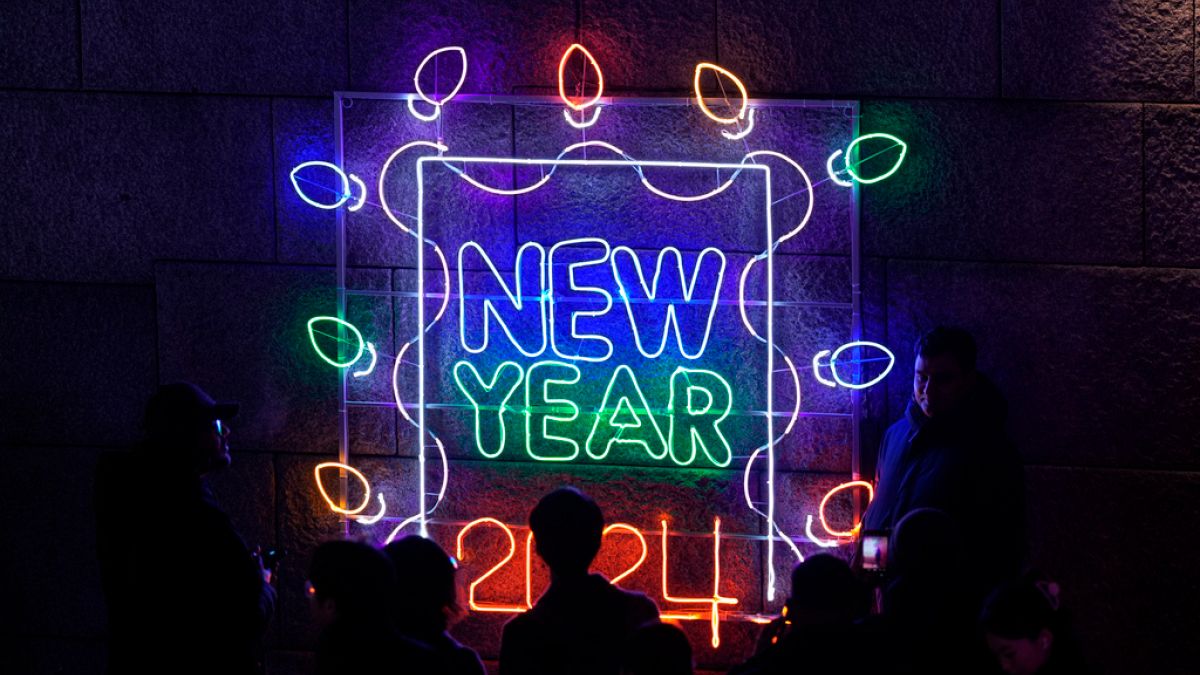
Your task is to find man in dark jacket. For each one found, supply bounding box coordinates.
[862,327,1025,592]
[96,382,275,675]
[500,488,660,675]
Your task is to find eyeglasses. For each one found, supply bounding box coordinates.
[213,419,231,438]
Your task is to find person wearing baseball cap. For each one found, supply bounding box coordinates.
[96,382,274,675]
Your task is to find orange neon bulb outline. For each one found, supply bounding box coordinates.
[818,480,875,538]
[455,517,527,613]
[602,523,649,585]
[660,518,738,648]
[693,62,748,125]
[313,461,371,516]
[558,43,604,111]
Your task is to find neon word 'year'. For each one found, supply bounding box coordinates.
[458,238,727,362]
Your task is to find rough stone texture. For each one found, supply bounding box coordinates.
[886,260,1200,471]
[0,448,108,639]
[82,1,347,95]
[1002,0,1193,101]
[0,282,156,448]
[0,1,79,89]
[155,262,395,455]
[207,450,277,558]
[275,98,338,265]
[0,92,275,283]
[1145,104,1200,266]
[348,0,576,93]
[861,100,1143,265]
[581,0,716,92]
[1025,466,1200,675]
[719,0,998,98]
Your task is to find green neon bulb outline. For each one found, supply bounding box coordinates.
[584,364,669,461]
[458,241,549,357]
[524,360,583,461]
[610,246,726,360]
[547,238,614,363]
[843,133,907,185]
[667,367,733,467]
[306,316,365,368]
[453,360,524,459]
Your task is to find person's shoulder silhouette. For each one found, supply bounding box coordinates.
[500,488,659,675]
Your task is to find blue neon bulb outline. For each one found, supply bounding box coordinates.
[610,245,726,361]
[458,241,549,357]
[453,360,524,458]
[584,364,669,461]
[524,361,583,461]
[290,161,352,209]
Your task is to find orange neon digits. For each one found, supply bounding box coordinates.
[524,530,536,609]
[558,43,604,111]
[456,518,526,613]
[602,523,649,585]
[693,63,748,124]
[818,480,875,538]
[660,518,738,648]
[313,461,371,515]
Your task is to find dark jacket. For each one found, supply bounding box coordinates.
[95,449,275,675]
[863,376,1025,587]
[499,573,659,675]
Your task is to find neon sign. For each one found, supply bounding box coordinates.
[292,43,906,662]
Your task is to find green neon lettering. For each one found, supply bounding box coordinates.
[525,361,582,461]
[667,368,733,467]
[453,361,524,458]
[584,364,668,461]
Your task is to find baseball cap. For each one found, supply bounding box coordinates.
[144,382,239,438]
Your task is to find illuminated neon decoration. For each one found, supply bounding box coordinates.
[811,341,895,389]
[826,133,908,186]
[558,43,604,111]
[307,316,365,368]
[351,342,377,378]
[290,161,366,210]
[456,517,526,613]
[661,518,737,648]
[818,480,875,538]
[693,62,749,124]
[563,105,603,129]
[720,108,755,141]
[312,461,386,523]
[414,46,468,106]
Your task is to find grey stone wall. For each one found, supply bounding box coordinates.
[2,2,1198,673]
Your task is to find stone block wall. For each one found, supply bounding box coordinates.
[2,2,1198,673]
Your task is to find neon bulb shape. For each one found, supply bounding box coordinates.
[456,518,526,613]
[306,316,365,368]
[584,365,669,461]
[413,46,468,106]
[352,493,386,525]
[524,361,582,461]
[290,161,352,210]
[610,246,725,360]
[811,349,836,387]
[693,63,749,124]
[818,481,875,538]
[601,523,648,585]
[313,461,372,516]
[660,519,737,649]
[667,368,734,467]
[407,95,441,122]
[829,341,895,390]
[347,173,367,212]
[458,241,548,357]
[351,342,377,378]
[720,108,755,140]
[563,105,603,129]
[842,133,907,184]
[453,360,524,458]
[825,150,854,188]
[804,514,839,548]
[548,238,614,363]
[557,44,604,111]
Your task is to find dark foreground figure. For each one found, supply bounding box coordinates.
[500,487,660,675]
[95,383,274,675]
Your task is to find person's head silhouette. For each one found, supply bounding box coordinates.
[787,554,866,625]
[307,540,395,630]
[383,534,460,636]
[529,487,604,580]
[621,621,693,675]
[142,381,238,476]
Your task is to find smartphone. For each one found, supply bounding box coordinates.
[860,530,889,572]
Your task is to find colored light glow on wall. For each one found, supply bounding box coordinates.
[456,517,527,613]
[825,133,908,187]
[693,63,749,125]
[720,108,755,141]
[312,461,386,523]
[558,43,604,111]
[660,518,737,648]
[414,46,468,106]
[307,316,365,368]
[818,480,875,539]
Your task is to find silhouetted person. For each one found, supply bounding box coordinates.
[981,574,1088,675]
[308,540,438,675]
[95,382,274,675]
[500,487,660,675]
[731,554,872,675]
[384,535,484,675]
[863,327,1025,594]
[620,622,693,675]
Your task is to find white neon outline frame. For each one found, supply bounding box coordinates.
[333,92,863,612]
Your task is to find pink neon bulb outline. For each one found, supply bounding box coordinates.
[413,46,468,106]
